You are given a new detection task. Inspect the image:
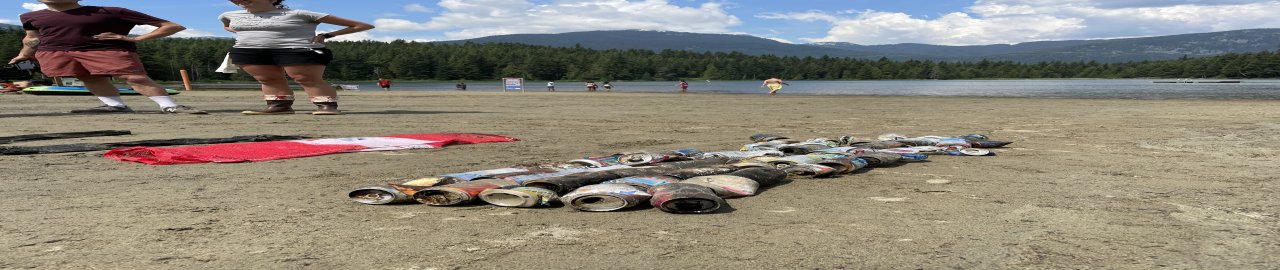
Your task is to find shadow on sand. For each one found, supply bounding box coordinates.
[197,109,489,115]
[0,110,490,118]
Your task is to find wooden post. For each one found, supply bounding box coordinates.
[179,69,193,91]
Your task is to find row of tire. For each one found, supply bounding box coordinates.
[348,133,1012,214]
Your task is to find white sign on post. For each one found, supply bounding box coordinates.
[503,78,524,92]
[61,77,84,87]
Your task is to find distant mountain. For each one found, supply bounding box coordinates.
[983,29,1280,63]
[0,23,19,30]
[812,40,1101,59]
[437,30,879,58]
[809,28,1280,62]
[437,29,1280,63]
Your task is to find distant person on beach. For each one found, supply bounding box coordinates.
[456,82,466,91]
[10,0,206,114]
[377,78,391,91]
[678,80,689,93]
[546,81,555,92]
[762,76,787,96]
[603,81,612,92]
[221,0,374,115]
[586,81,597,92]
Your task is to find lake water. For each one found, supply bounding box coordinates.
[334,79,1280,100]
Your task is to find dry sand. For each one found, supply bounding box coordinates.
[0,90,1277,269]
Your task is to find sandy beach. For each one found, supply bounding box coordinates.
[1,90,1276,269]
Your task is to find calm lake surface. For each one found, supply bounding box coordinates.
[334,79,1280,100]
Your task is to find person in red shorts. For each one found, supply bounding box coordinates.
[8,0,205,114]
[377,78,392,91]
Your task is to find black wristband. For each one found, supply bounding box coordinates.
[319,33,336,38]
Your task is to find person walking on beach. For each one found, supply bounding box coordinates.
[762,76,787,96]
[677,80,689,93]
[602,81,612,92]
[221,0,374,115]
[377,78,391,91]
[586,81,597,92]
[10,0,206,114]
[546,81,555,92]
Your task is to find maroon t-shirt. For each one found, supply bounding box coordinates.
[20,6,168,52]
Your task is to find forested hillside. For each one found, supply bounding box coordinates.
[983,29,1280,63]
[814,40,1100,59]
[814,29,1280,63]
[1,29,1278,82]
[440,30,870,58]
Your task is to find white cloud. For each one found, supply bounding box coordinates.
[765,37,794,44]
[765,0,1280,45]
[375,18,443,32]
[757,11,840,23]
[22,3,47,11]
[130,25,218,38]
[1038,0,1262,9]
[321,31,435,43]
[809,10,1085,45]
[0,19,13,24]
[126,26,431,42]
[375,0,742,40]
[405,3,433,13]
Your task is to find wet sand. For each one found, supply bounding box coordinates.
[1,90,1277,269]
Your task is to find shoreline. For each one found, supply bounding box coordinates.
[139,78,1280,100]
[101,87,1280,102]
[1,91,1276,269]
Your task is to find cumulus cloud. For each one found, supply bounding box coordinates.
[320,29,436,42]
[405,3,433,13]
[130,25,218,38]
[764,37,795,44]
[22,3,47,11]
[127,26,433,42]
[1047,0,1262,9]
[764,0,1280,45]
[374,0,742,40]
[757,11,840,23]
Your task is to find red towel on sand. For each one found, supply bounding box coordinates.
[105,133,519,165]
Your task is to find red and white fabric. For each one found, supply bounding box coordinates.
[105,133,518,165]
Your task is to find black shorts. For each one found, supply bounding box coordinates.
[229,47,333,66]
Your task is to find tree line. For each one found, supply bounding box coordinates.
[3,29,1279,82]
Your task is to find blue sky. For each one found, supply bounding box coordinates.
[4,0,1279,45]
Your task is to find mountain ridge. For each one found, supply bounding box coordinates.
[437,28,1280,63]
[438,30,878,58]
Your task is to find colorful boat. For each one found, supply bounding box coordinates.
[21,86,181,96]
